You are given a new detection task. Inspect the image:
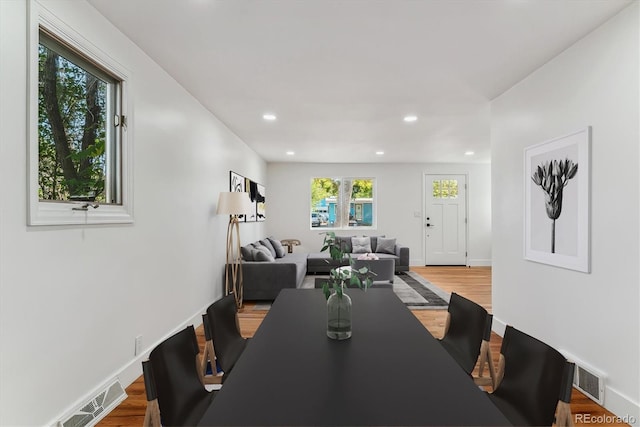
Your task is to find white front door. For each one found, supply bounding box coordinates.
[424,174,467,265]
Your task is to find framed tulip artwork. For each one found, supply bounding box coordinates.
[524,127,591,273]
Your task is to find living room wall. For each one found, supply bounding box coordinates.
[491,3,639,422]
[0,1,266,425]
[266,162,491,266]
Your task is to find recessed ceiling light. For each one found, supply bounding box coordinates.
[465,151,475,156]
[403,115,418,122]
[376,151,385,155]
[263,113,277,121]
[286,151,295,156]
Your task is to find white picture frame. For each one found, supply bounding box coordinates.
[524,127,591,273]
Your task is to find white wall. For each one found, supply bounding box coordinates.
[266,162,491,267]
[0,1,266,425]
[491,3,639,422]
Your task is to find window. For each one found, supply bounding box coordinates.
[29,6,132,225]
[432,179,459,199]
[310,178,375,229]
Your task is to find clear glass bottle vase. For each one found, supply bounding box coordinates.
[326,285,352,340]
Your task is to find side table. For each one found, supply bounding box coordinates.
[280,239,301,253]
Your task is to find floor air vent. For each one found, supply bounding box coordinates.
[574,364,605,405]
[559,350,605,405]
[57,379,127,427]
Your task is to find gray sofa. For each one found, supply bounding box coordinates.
[306,235,409,274]
[234,236,409,301]
[240,252,308,300]
[237,238,307,300]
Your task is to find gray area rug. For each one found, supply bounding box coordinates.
[253,271,449,310]
[393,271,450,309]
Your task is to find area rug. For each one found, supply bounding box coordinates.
[252,271,449,310]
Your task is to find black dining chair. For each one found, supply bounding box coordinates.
[145,325,216,427]
[474,313,497,389]
[142,360,161,427]
[488,325,571,426]
[555,361,576,427]
[205,293,249,380]
[439,292,491,378]
[200,313,223,385]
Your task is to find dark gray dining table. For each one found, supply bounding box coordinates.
[198,288,510,426]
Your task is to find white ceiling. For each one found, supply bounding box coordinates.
[87,0,631,164]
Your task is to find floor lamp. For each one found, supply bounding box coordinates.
[217,191,252,309]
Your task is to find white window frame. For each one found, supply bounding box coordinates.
[310,177,377,230]
[27,1,133,226]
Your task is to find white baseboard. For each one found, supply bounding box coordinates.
[410,259,492,267]
[491,315,507,337]
[602,387,640,427]
[468,258,492,267]
[46,302,211,427]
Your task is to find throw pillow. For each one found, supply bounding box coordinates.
[240,245,254,261]
[376,237,396,255]
[365,235,385,253]
[260,239,277,258]
[351,236,372,254]
[252,246,275,262]
[335,236,354,253]
[268,237,287,258]
[250,241,269,254]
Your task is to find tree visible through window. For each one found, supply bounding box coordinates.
[432,179,458,199]
[38,30,122,204]
[311,178,375,228]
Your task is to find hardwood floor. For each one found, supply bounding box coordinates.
[98,267,627,426]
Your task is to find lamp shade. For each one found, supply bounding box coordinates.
[217,191,253,216]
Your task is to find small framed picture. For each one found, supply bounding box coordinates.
[230,171,246,221]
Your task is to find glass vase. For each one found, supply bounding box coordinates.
[326,286,352,340]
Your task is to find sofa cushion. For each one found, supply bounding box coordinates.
[253,245,275,262]
[241,245,254,261]
[260,239,277,257]
[364,235,385,252]
[241,251,308,300]
[268,237,287,258]
[352,236,372,254]
[335,236,354,253]
[376,237,396,255]
[306,252,346,273]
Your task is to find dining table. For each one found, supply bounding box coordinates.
[198,288,510,426]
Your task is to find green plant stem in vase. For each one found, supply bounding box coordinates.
[320,232,376,340]
[326,285,352,340]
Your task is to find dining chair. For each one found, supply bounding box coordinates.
[205,293,249,380]
[555,361,576,427]
[200,313,223,384]
[474,313,497,389]
[146,325,216,426]
[488,325,570,426]
[438,292,489,376]
[142,360,161,427]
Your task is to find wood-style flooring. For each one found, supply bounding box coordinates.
[98,266,627,427]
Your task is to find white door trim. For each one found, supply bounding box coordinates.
[422,173,469,266]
